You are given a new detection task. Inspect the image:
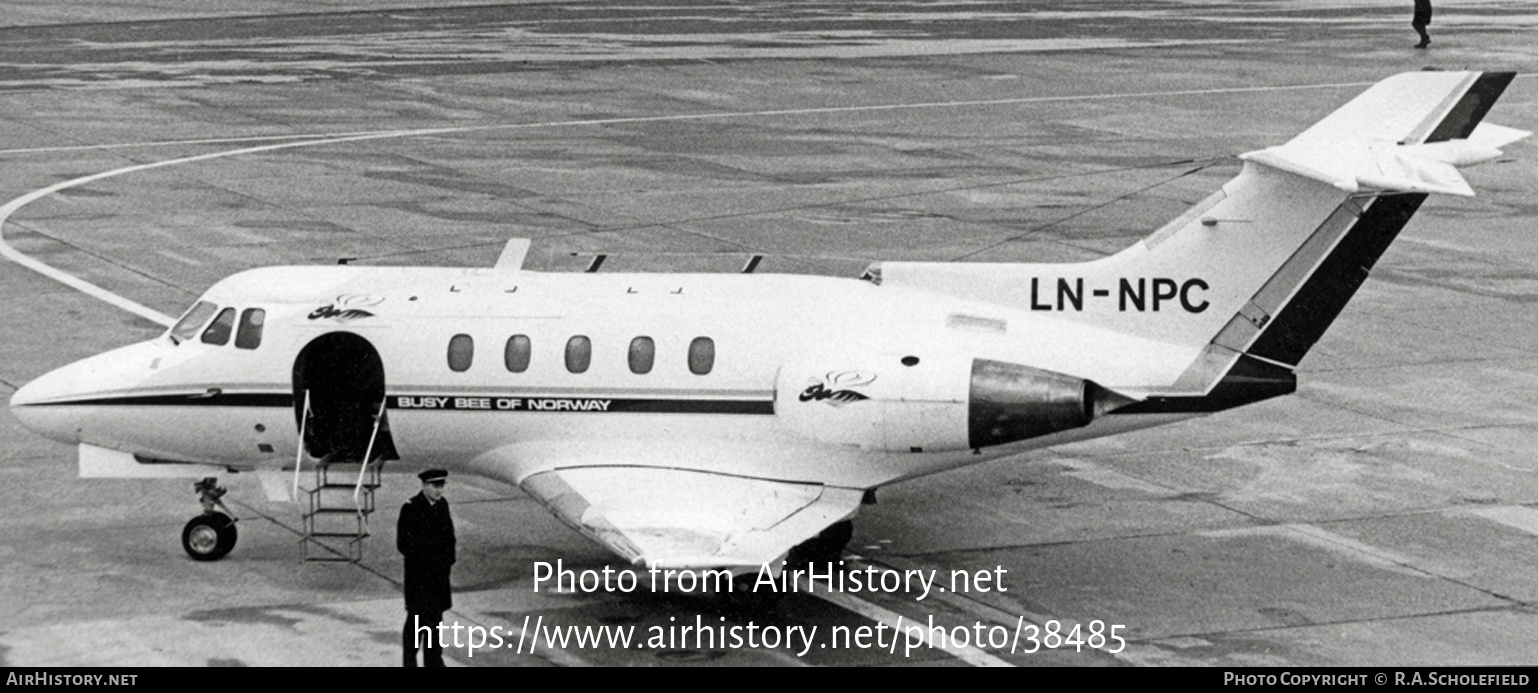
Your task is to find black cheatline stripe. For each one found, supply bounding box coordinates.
[1424,72,1516,143]
[605,400,774,414]
[1246,192,1426,366]
[24,393,775,414]
[1113,354,1295,415]
[24,393,293,407]
[389,395,774,415]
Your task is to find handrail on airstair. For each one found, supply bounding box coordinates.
[291,389,310,501]
[354,399,388,513]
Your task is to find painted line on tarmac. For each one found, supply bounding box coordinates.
[8,73,1533,158]
[0,78,1393,158]
[1460,505,1538,536]
[0,76,1397,325]
[809,569,1014,667]
[0,132,391,156]
[1198,523,1427,577]
[0,129,429,327]
[840,553,1141,666]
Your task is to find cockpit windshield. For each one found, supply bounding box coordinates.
[168,301,218,345]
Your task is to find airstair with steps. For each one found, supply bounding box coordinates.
[293,391,388,562]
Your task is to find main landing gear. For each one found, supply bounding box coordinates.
[182,477,238,561]
[722,520,856,615]
[788,520,853,566]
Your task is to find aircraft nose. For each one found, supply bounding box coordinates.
[10,366,86,444]
[9,341,164,446]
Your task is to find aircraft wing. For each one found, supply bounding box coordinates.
[513,456,864,573]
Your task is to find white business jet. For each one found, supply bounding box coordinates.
[8,71,1528,581]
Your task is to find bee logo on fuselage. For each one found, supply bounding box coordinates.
[308,294,383,322]
[800,371,876,407]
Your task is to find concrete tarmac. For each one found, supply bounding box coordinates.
[1,1,1536,667]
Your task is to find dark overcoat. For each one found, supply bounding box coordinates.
[397,492,456,612]
[1413,0,1432,24]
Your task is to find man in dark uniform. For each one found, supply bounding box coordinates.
[1412,0,1433,48]
[399,468,456,667]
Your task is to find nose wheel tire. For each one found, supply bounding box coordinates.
[182,512,238,561]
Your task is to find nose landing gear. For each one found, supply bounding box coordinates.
[182,477,238,561]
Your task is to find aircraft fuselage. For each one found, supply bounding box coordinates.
[12,264,1193,489]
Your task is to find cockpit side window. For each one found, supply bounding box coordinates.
[235,308,265,350]
[201,308,236,345]
[169,301,218,345]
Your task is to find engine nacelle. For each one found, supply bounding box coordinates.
[776,355,1108,453]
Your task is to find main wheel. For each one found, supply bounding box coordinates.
[182,513,237,561]
[788,520,854,566]
[722,574,784,616]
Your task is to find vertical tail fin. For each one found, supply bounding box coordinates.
[882,71,1526,408]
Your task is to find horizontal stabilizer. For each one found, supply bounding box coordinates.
[1235,71,1528,197]
[1240,122,1529,197]
[1470,122,1533,150]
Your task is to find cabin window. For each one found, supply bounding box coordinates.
[688,337,715,375]
[628,336,655,374]
[565,336,591,374]
[448,334,474,372]
[201,308,236,346]
[169,301,218,344]
[504,335,531,373]
[235,309,265,350]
